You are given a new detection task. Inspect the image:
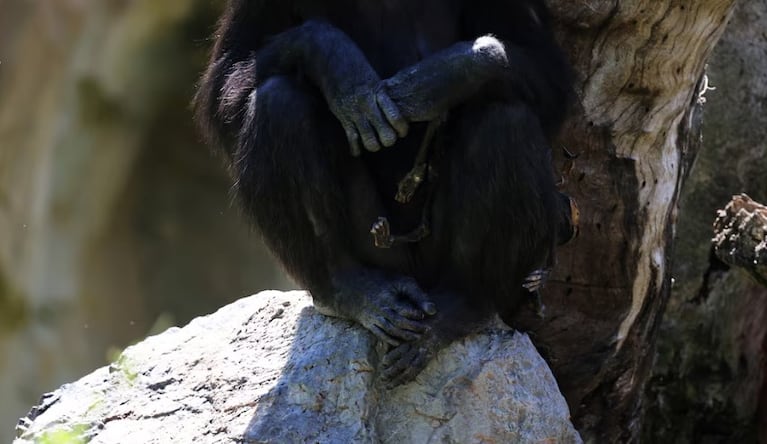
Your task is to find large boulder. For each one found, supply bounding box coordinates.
[14,291,581,443]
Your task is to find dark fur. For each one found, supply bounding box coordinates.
[196,0,573,384]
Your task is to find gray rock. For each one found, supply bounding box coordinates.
[14,291,581,444]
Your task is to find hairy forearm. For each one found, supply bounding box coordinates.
[206,19,389,151]
[216,20,408,156]
[384,36,509,121]
[384,35,570,126]
[257,20,378,100]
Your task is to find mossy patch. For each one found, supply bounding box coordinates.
[37,424,88,444]
[109,352,139,385]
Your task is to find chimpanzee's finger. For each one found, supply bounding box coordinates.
[344,124,361,157]
[370,324,401,347]
[381,344,420,385]
[393,304,425,321]
[385,351,426,388]
[356,119,382,153]
[366,98,398,148]
[398,281,437,316]
[381,344,415,379]
[382,343,409,367]
[378,317,422,342]
[387,309,428,335]
[376,89,409,138]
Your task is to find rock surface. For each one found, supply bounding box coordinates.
[14,291,581,444]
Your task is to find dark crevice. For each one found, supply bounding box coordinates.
[690,246,731,304]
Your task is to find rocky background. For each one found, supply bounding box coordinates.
[0,0,765,442]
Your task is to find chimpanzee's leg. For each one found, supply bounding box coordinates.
[232,75,435,345]
[381,101,563,385]
[444,101,563,320]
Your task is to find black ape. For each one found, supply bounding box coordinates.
[196,0,574,387]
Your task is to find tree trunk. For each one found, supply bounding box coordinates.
[517,1,737,441]
[639,1,767,441]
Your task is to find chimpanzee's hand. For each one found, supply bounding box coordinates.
[285,20,409,155]
[356,275,437,346]
[325,77,409,156]
[381,329,442,388]
[382,73,445,123]
[328,271,437,346]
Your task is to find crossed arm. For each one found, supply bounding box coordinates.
[198,0,571,155]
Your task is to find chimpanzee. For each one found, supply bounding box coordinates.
[195,0,575,387]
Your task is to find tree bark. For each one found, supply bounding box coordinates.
[639,1,767,441]
[516,1,737,441]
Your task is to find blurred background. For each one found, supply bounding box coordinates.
[0,1,765,443]
[0,1,294,439]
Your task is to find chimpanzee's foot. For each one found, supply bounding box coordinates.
[523,269,551,318]
[527,290,546,318]
[522,268,551,293]
[380,330,445,388]
[329,270,437,346]
[378,285,493,388]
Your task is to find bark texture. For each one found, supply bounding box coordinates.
[516,1,737,441]
[643,2,767,442]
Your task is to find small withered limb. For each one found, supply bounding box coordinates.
[395,115,445,204]
[371,216,430,249]
[371,114,446,249]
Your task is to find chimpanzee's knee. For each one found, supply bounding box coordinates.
[235,76,337,199]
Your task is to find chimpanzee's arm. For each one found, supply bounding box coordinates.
[383,0,573,131]
[259,21,409,154]
[194,0,293,148]
[195,1,407,156]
